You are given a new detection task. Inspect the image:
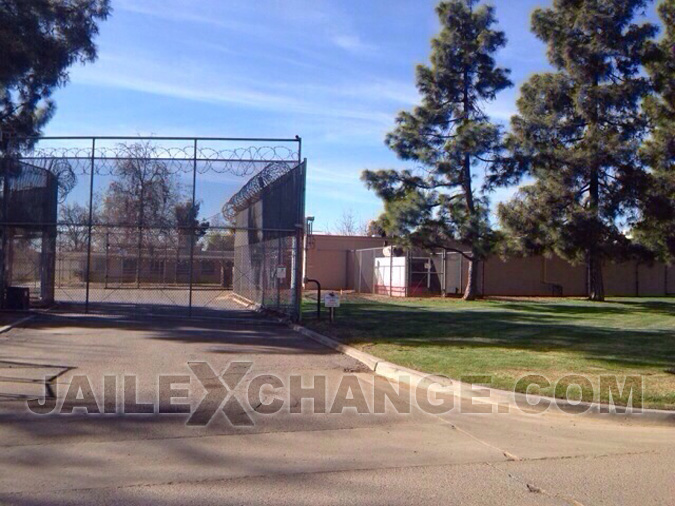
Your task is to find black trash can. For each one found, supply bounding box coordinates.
[6,287,30,310]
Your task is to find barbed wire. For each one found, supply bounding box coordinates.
[8,141,301,218]
[12,160,75,203]
[18,144,299,177]
[221,161,298,220]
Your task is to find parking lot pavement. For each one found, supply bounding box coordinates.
[0,312,673,505]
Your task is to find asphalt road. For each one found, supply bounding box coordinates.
[0,312,673,505]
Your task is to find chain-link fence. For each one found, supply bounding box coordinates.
[0,159,58,306]
[353,246,471,297]
[0,136,306,320]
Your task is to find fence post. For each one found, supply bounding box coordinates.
[188,139,198,317]
[276,235,282,309]
[357,250,362,293]
[405,249,411,297]
[293,226,302,321]
[427,255,431,290]
[389,251,393,297]
[0,134,10,309]
[292,158,307,322]
[104,232,109,289]
[85,138,96,313]
[441,250,447,296]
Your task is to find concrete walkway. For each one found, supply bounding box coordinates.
[0,312,672,505]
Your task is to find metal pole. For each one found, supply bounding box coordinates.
[276,235,282,309]
[292,159,307,322]
[304,278,321,320]
[405,250,410,298]
[136,185,144,289]
[188,139,198,317]
[389,251,393,297]
[357,250,362,293]
[442,250,447,296]
[261,233,267,307]
[0,134,10,309]
[85,138,96,313]
[296,135,302,164]
[427,256,431,290]
[22,135,301,142]
[104,231,109,289]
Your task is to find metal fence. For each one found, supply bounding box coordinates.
[0,159,58,305]
[0,135,306,320]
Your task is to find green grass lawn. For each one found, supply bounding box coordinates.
[302,294,675,410]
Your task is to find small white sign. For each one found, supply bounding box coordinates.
[276,266,287,279]
[324,292,340,308]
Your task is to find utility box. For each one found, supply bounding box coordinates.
[374,256,407,297]
[5,287,30,310]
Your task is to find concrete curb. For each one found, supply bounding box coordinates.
[291,324,381,371]
[292,322,675,424]
[0,314,36,335]
[230,293,261,310]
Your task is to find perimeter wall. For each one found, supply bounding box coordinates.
[306,234,675,296]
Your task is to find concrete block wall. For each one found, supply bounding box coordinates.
[305,235,386,290]
[305,234,674,297]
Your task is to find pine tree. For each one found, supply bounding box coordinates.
[0,0,110,145]
[362,0,512,300]
[496,0,657,301]
[635,0,675,260]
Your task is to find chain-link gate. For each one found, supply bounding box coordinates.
[0,136,306,321]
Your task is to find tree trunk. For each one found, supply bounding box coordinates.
[588,251,605,301]
[587,74,604,302]
[460,66,480,302]
[136,184,145,288]
[587,156,604,301]
[463,255,480,301]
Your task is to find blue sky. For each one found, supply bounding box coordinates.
[45,0,661,232]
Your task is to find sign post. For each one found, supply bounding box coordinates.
[324,292,340,323]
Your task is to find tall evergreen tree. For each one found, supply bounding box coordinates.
[362,0,512,300]
[635,0,675,260]
[0,0,110,146]
[496,0,657,301]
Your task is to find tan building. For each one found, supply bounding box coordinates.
[55,250,234,288]
[305,235,387,290]
[305,234,675,297]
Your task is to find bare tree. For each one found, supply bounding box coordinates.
[101,142,185,285]
[333,209,368,236]
[58,202,97,252]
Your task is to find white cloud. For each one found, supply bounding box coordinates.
[308,165,364,184]
[114,0,260,35]
[71,51,407,132]
[332,34,377,54]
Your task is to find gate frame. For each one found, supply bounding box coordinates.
[0,134,306,319]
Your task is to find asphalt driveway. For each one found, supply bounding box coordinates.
[0,312,672,505]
